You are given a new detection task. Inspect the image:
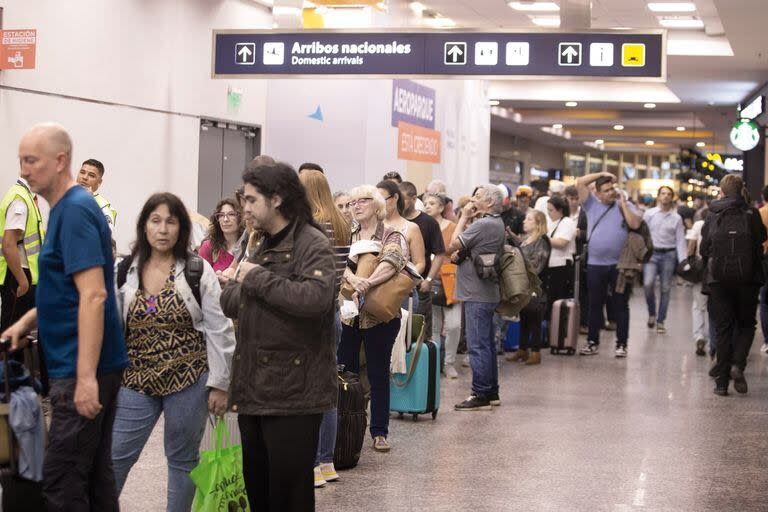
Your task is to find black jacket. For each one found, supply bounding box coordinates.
[220,221,338,416]
[700,196,767,287]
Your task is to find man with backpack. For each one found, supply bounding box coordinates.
[576,172,641,358]
[701,175,766,396]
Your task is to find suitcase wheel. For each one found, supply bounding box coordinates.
[398,412,404,419]
[550,348,556,355]
[432,410,438,420]
[412,414,419,422]
[568,348,575,355]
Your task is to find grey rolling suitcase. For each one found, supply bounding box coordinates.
[549,257,581,355]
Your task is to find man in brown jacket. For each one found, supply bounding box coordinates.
[220,163,337,511]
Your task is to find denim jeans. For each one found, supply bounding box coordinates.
[315,310,341,466]
[760,283,768,345]
[338,317,400,438]
[464,301,499,397]
[643,250,677,324]
[111,375,209,512]
[432,304,461,366]
[587,265,630,346]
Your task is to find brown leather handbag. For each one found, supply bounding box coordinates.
[341,253,415,322]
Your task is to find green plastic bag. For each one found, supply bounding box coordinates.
[190,418,250,512]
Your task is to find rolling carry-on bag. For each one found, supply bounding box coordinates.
[549,257,581,355]
[390,296,439,421]
[333,368,367,470]
[0,337,46,512]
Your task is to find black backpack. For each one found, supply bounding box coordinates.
[116,252,204,306]
[709,207,754,283]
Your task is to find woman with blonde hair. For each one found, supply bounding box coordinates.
[298,169,352,486]
[338,185,408,453]
[510,209,551,366]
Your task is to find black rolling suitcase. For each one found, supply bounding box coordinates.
[0,337,46,511]
[333,368,367,470]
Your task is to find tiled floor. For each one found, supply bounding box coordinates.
[120,286,768,511]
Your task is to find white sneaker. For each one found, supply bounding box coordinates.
[580,343,599,356]
[761,344,768,355]
[445,364,459,379]
[313,466,326,488]
[461,357,470,368]
[319,462,339,482]
[615,345,628,358]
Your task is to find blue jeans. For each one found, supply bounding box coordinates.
[112,376,209,512]
[587,265,630,346]
[464,301,499,397]
[338,317,400,438]
[315,310,341,466]
[643,250,677,324]
[760,284,768,345]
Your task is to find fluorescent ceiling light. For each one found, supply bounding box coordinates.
[648,2,696,12]
[273,5,302,15]
[409,2,426,14]
[565,101,578,107]
[530,16,561,26]
[676,126,686,131]
[489,100,500,106]
[696,141,706,147]
[644,103,656,109]
[595,139,605,144]
[659,17,704,28]
[552,123,563,129]
[645,140,655,146]
[509,1,560,11]
[613,124,624,131]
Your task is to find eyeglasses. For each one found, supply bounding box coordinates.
[346,197,373,208]
[215,212,239,221]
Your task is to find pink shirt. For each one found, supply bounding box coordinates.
[198,239,235,272]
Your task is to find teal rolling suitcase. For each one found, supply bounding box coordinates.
[390,302,440,421]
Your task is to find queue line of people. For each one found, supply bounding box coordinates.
[2,122,767,512]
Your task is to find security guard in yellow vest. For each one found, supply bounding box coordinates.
[77,158,117,231]
[0,178,44,331]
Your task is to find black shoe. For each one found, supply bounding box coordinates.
[487,393,501,406]
[708,364,719,378]
[695,339,707,357]
[454,395,492,411]
[731,366,748,394]
[714,386,729,396]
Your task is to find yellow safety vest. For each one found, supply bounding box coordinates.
[94,193,117,228]
[0,181,45,284]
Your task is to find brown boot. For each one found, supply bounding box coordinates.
[525,351,541,365]
[506,349,529,362]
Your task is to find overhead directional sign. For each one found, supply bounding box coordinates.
[212,30,665,79]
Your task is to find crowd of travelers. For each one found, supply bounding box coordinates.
[1,122,766,511]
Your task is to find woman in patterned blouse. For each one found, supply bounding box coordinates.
[111,193,235,511]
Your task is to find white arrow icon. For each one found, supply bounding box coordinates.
[448,45,463,62]
[238,45,253,62]
[562,46,578,63]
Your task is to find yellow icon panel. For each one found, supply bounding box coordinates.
[622,43,646,67]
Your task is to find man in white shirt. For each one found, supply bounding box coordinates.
[643,186,687,334]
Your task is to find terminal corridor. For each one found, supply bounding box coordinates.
[120,288,768,512]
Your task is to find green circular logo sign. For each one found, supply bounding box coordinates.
[730,118,760,151]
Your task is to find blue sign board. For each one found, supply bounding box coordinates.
[213,30,665,79]
[391,80,436,130]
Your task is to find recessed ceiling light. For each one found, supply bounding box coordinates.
[648,2,696,13]
[645,140,655,146]
[565,101,578,107]
[696,141,706,147]
[659,17,704,28]
[644,103,656,109]
[676,126,686,131]
[489,100,500,106]
[552,123,563,129]
[409,2,426,14]
[509,1,560,11]
[530,16,561,26]
[613,124,624,131]
[595,139,605,144]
